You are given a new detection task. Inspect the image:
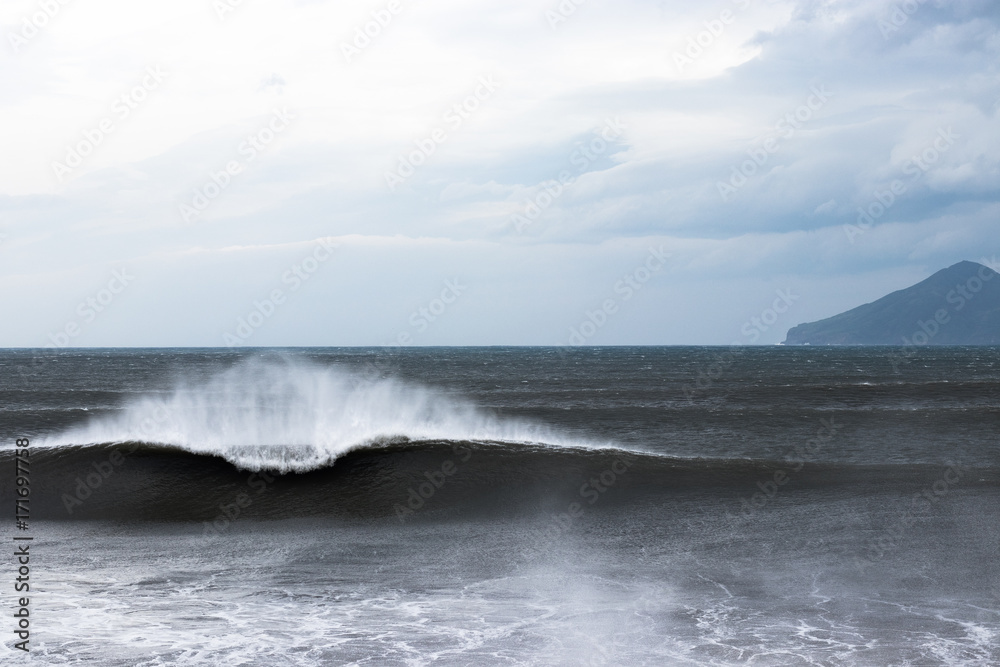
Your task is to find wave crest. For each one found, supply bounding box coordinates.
[43,356,586,471]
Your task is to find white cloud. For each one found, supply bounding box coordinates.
[1,0,998,345]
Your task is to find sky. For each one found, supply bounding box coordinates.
[1,0,998,347]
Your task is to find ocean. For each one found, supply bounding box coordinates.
[1,346,998,665]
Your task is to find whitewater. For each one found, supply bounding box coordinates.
[38,355,612,472]
[2,346,998,666]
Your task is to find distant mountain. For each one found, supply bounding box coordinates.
[783,261,1000,345]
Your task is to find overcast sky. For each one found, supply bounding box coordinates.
[1,0,998,347]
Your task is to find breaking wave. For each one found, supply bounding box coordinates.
[41,356,601,471]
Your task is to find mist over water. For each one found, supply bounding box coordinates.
[42,356,596,471]
[2,347,998,665]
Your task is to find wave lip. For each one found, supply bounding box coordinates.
[40,357,604,472]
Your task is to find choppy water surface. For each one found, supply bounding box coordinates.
[1,347,998,665]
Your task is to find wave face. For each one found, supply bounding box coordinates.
[41,356,591,471]
[9,440,992,523]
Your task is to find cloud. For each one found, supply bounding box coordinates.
[1,0,998,345]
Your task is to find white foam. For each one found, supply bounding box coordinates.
[41,356,593,471]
